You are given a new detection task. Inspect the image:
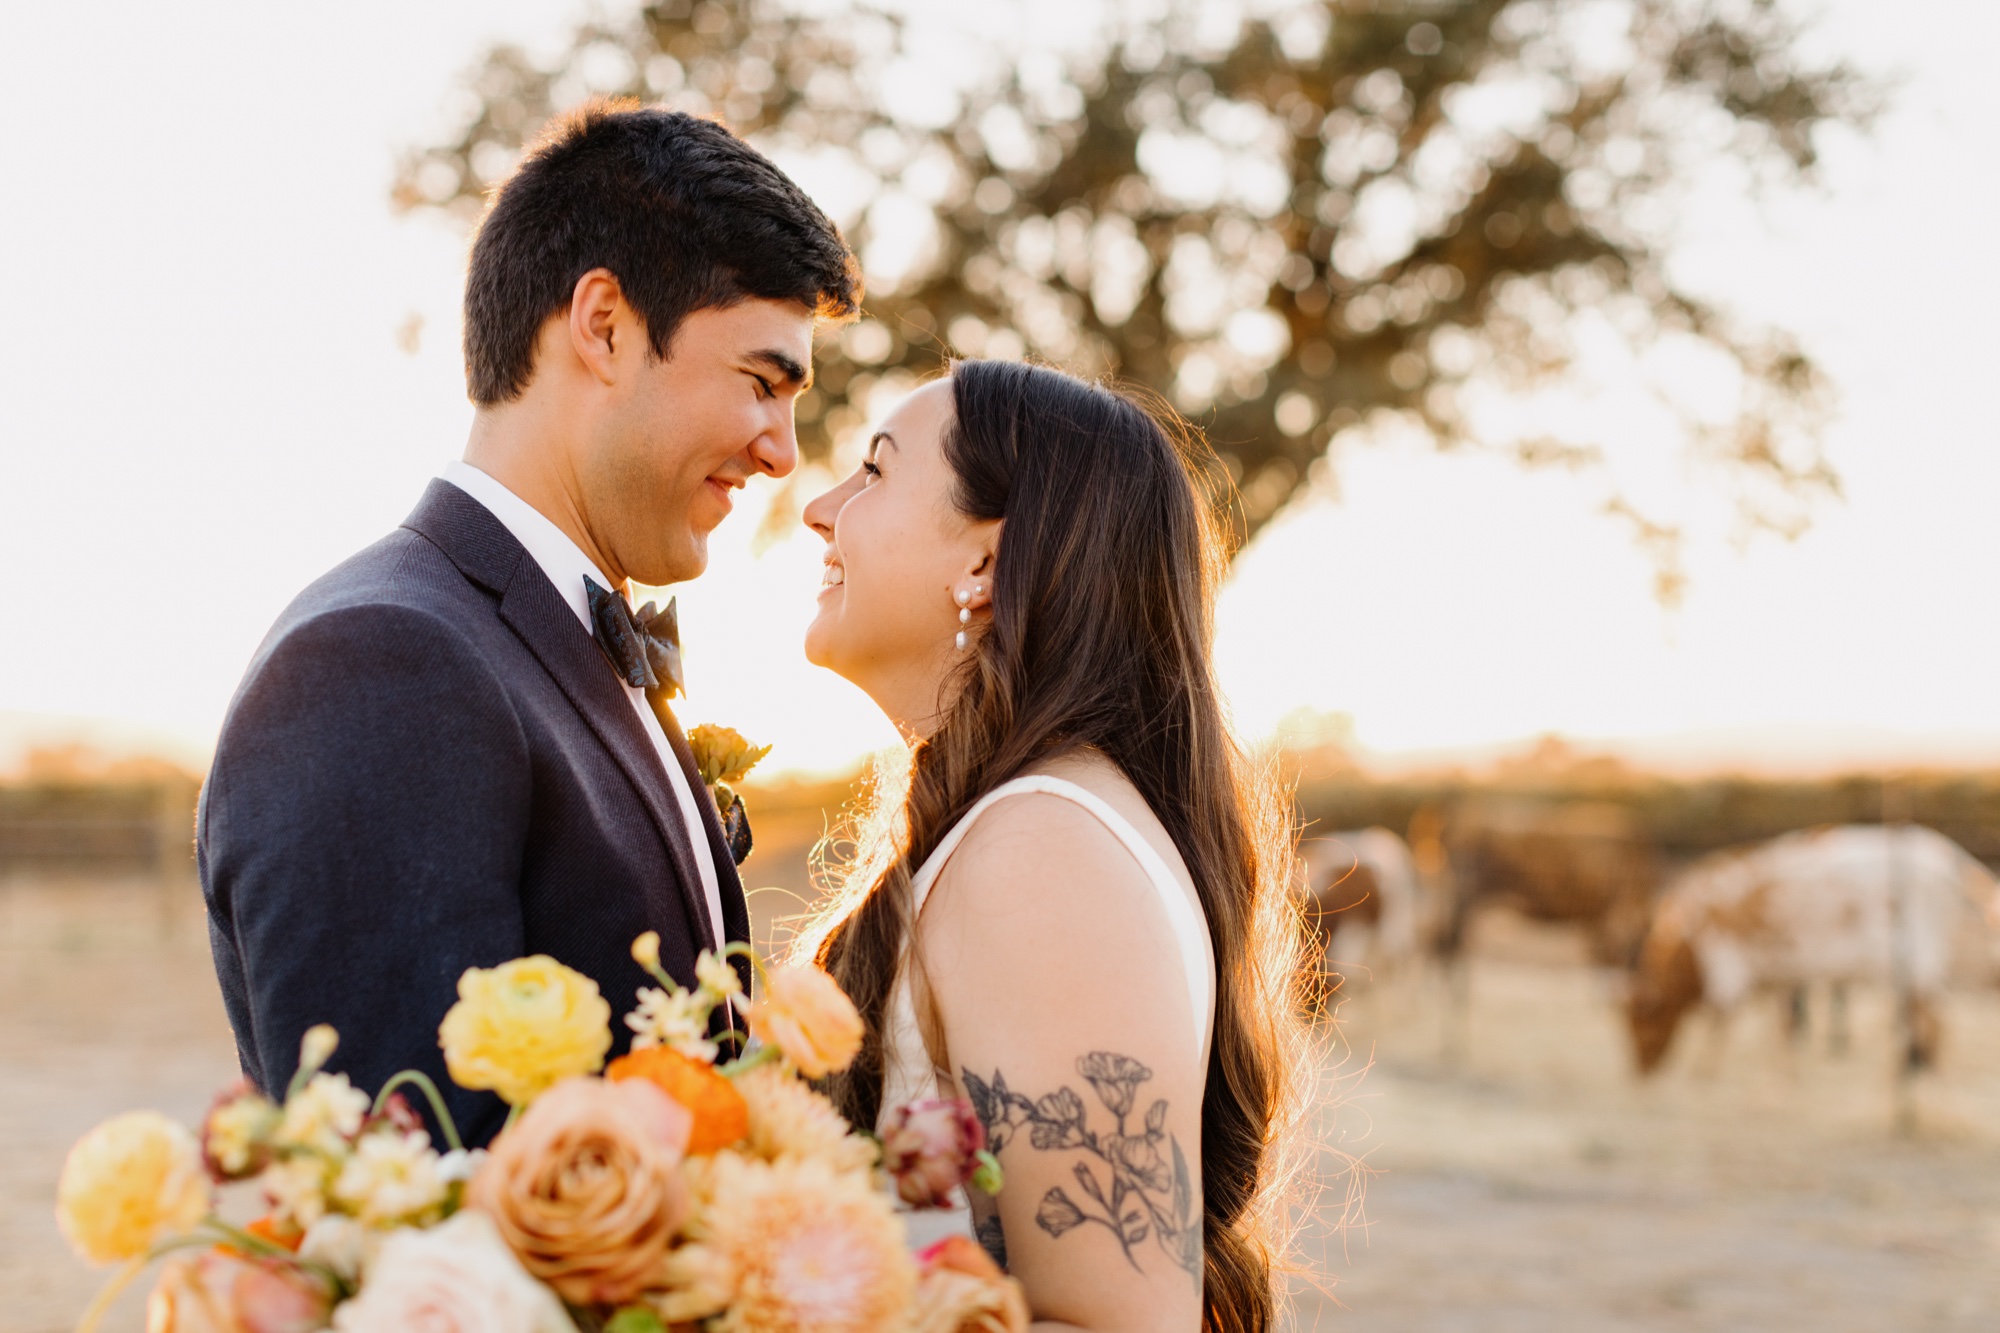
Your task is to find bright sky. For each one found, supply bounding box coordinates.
[1,0,1994,778]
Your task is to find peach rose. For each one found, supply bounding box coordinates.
[747,965,863,1079]
[908,1235,1030,1333]
[466,1076,692,1305]
[145,1249,332,1333]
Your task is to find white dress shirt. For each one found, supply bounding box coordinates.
[440,461,728,950]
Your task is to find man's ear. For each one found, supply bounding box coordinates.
[567,268,627,387]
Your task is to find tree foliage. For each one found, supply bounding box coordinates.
[396,0,1876,594]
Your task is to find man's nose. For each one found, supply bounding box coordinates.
[750,406,800,478]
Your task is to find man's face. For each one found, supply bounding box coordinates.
[585,297,815,585]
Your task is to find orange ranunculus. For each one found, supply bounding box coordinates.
[605,1047,749,1155]
[238,1215,302,1254]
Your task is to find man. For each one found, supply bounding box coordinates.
[198,103,859,1144]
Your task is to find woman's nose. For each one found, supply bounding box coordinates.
[802,474,850,539]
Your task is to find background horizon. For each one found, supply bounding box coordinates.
[2,0,1995,782]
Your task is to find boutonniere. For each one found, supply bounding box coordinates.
[686,725,772,866]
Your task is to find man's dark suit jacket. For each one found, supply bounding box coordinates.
[198,480,748,1146]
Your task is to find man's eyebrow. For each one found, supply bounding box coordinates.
[748,349,811,393]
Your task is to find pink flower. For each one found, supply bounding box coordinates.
[881,1098,986,1209]
[329,1210,576,1333]
[145,1249,332,1333]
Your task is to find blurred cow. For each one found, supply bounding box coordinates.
[1440,799,1657,968]
[1299,827,1428,992]
[1626,824,2000,1075]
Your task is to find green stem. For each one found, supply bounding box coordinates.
[75,1227,267,1333]
[74,1255,147,1333]
[504,1101,525,1132]
[716,1042,781,1078]
[201,1218,297,1263]
[201,1220,347,1295]
[371,1070,465,1152]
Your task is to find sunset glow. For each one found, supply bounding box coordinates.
[1,0,1995,780]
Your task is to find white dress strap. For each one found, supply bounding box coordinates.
[910,775,1213,1040]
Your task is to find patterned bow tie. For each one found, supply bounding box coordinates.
[585,576,684,700]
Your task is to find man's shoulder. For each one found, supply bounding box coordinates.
[281,519,492,628]
[236,526,507,695]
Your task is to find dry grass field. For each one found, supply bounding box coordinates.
[7,858,2000,1332]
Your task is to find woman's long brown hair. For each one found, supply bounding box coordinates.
[798,359,1311,1331]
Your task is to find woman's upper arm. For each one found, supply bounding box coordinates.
[919,795,1206,1333]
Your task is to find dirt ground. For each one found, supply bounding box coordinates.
[6,870,2000,1332]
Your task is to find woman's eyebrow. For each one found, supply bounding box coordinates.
[868,431,899,456]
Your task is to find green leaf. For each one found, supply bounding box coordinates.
[603,1308,667,1333]
[971,1149,1005,1195]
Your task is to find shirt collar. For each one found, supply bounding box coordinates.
[440,460,621,630]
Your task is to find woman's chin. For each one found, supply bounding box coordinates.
[801,615,838,672]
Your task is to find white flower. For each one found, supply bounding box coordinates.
[262,1154,335,1229]
[277,1073,369,1157]
[332,1129,448,1226]
[695,950,743,1001]
[437,1147,486,1186]
[332,1209,579,1333]
[204,1093,280,1177]
[299,1214,378,1284]
[627,985,719,1062]
[299,1023,340,1073]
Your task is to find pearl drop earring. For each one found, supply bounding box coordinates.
[954,588,971,651]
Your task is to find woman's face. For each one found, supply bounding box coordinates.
[802,378,995,721]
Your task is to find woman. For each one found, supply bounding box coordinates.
[800,360,1306,1332]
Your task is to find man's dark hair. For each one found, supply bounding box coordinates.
[463,101,860,404]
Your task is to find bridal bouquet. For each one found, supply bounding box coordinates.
[57,939,1024,1333]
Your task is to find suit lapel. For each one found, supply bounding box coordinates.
[403,482,716,952]
[651,697,752,950]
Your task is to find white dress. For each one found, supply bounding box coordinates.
[879,774,1216,1248]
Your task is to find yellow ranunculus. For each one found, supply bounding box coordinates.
[439,956,613,1107]
[57,1111,211,1264]
[747,965,864,1079]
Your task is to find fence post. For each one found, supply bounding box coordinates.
[1883,777,1915,1136]
[154,774,197,940]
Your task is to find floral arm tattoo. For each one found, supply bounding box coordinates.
[962,1052,1202,1281]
